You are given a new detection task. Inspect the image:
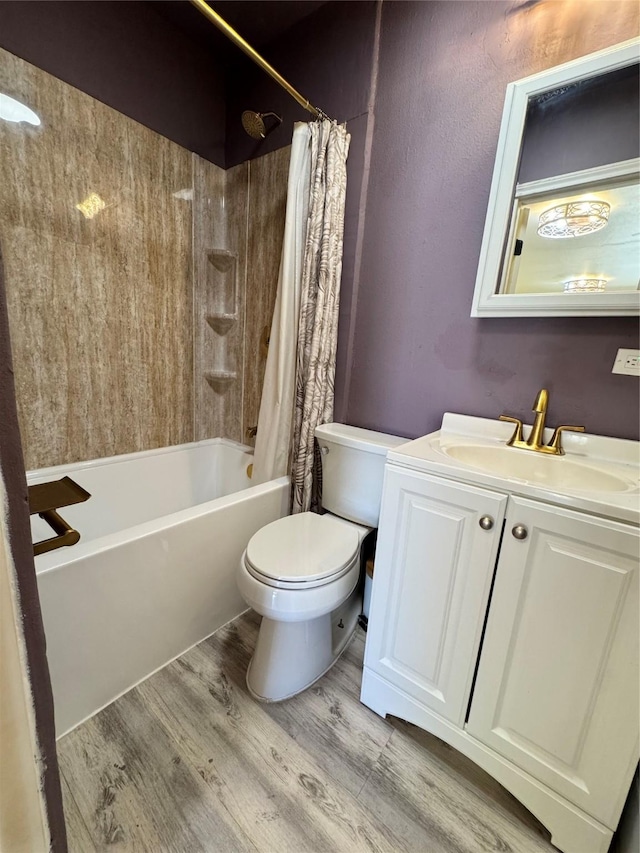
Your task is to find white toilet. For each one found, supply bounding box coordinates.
[237,422,405,702]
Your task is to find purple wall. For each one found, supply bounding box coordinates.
[225,1,377,166]
[224,0,380,426]
[1,0,637,441]
[0,1,227,166]
[344,0,640,441]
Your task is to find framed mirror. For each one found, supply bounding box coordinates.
[471,38,640,318]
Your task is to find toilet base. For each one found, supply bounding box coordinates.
[246,588,362,702]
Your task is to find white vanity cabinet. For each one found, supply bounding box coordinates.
[467,496,639,830]
[363,454,639,853]
[362,465,507,726]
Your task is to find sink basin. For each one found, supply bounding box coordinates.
[443,444,633,493]
[388,414,639,522]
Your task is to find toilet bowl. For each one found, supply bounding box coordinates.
[237,423,405,702]
[238,512,368,701]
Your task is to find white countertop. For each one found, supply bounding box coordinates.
[387,413,640,526]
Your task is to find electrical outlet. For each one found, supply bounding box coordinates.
[611,348,640,377]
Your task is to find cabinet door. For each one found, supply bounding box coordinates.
[364,465,507,726]
[466,496,639,827]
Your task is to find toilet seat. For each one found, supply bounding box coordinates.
[244,512,360,590]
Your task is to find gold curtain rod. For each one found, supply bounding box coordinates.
[189,0,331,121]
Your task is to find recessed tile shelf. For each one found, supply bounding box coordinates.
[206,313,237,335]
[207,250,236,273]
[204,249,239,395]
[205,371,238,394]
[207,250,237,317]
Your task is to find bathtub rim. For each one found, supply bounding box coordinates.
[33,460,290,575]
[27,435,250,482]
[35,474,290,576]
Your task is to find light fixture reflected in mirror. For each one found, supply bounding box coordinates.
[537,200,611,239]
[0,93,41,126]
[563,278,607,293]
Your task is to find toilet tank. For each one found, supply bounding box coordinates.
[314,423,406,527]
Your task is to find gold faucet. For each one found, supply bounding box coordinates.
[499,389,585,455]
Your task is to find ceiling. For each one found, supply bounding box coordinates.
[150,1,329,60]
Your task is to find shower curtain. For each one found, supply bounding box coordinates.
[252,124,312,485]
[291,120,350,514]
[253,119,350,513]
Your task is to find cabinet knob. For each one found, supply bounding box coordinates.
[479,515,494,531]
[512,524,528,540]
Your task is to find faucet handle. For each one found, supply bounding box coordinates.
[499,415,524,446]
[548,424,585,455]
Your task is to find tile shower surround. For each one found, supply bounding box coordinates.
[193,147,289,445]
[0,48,289,469]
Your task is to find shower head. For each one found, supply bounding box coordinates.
[241,110,282,140]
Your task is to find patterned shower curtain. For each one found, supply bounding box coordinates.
[291,120,350,514]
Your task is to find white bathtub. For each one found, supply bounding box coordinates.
[29,439,289,737]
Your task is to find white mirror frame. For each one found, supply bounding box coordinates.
[471,37,640,318]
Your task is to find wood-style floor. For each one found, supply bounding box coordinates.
[59,610,557,852]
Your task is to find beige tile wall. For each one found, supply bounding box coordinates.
[242,148,290,443]
[193,155,246,443]
[1,49,291,471]
[0,49,193,470]
[193,147,290,447]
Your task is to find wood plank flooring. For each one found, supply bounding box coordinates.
[59,610,557,852]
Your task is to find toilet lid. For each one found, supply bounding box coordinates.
[245,512,360,584]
